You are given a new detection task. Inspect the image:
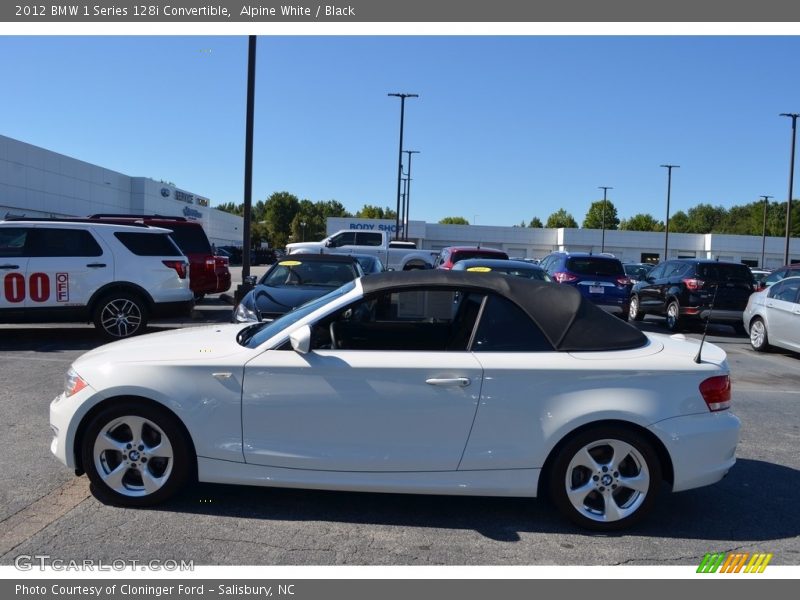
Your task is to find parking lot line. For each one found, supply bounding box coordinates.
[0,477,90,557]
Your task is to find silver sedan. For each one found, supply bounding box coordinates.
[743,276,800,353]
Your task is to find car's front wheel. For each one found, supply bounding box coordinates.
[749,317,770,352]
[549,426,662,531]
[628,295,644,321]
[81,401,192,506]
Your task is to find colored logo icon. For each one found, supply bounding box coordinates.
[697,552,773,573]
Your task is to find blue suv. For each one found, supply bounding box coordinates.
[540,252,632,320]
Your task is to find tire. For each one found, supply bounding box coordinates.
[81,401,192,507]
[749,317,770,352]
[628,295,644,321]
[193,292,205,302]
[665,300,682,332]
[549,425,662,531]
[93,292,148,339]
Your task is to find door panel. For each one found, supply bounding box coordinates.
[242,350,483,471]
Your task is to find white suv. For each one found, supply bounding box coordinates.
[0,219,192,338]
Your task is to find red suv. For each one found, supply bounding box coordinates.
[434,246,509,269]
[89,215,231,300]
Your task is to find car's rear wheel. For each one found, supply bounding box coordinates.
[81,402,191,506]
[93,292,148,339]
[749,317,770,352]
[549,425,662,531]
[628,295,644,321]
[665,300,682,332]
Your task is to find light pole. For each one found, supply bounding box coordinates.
[780,113,799,265]
[403,150,420,241]
[760,195,773,268]
[300,221,307,242]
[388,93,418,240]
[598,186,613,253]
[660,164,680,261]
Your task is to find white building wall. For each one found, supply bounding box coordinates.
[327,217,799,267]
[0,134,243,247]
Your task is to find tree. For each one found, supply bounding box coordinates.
[263,191,300,249]
[667,210,690,233]
[546,209,578,229]
[215,201,243,216]
[685,203,727,234]
[439,216,470,225]
[582,200,620,230]
[356,205,396,219]
[619,213,664,232]
[528,217,543,228]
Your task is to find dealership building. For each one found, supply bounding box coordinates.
[326,217,799,268]
[2,134,797,266]
[0,134,243,246]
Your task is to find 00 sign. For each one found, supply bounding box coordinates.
[3,272,69,303]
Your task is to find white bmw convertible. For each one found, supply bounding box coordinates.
[50,270,740,530]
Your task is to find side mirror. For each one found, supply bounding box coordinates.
[289,324,312,354]
[325,239,334,248]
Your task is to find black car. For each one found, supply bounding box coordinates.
[629,259,754,332]
[234,254,364,322]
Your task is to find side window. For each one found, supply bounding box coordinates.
[647,264,666,280]
[435,250,448,268]
[769,279,800,303]
[114,232,182,257]
[313,288,485,351]
[471,295,553,352]
[27,228,103,257]
[765,270,786,286]
[329,231,356,248]
[0,227,29,258]
[355,232,383,247]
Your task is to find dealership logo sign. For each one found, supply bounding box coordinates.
[160,188,171,198]
[697,552,773,573]
[183,206,203,220]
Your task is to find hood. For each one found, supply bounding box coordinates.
[286,241,324,253]
[73,324,251,368]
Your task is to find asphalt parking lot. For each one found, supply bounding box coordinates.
[1,288,799,567]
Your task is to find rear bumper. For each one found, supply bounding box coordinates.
[649,411,740,492]
[694,308,743,323]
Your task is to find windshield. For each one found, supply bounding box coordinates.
[261,259,358,287]
[241,281,356,348]
[567,257,624,276]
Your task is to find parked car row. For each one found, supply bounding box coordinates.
[0,216,231,338]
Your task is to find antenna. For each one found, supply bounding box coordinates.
[694,283,720,364]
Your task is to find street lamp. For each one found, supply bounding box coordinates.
[300,221,307,242]
[388,93,419,240]
[403,150,420,241]
[660,164,680,261]
[760,195,773,268]
[598,186,613,253]
[780,113,799,265]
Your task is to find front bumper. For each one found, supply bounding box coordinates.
[649,410,740,492]
[49,385,96,470]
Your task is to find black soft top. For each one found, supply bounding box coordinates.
[360,270,647,352]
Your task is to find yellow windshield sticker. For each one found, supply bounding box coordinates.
[278,260,302,266]
[467,266,492,272]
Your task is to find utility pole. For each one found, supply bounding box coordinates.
[403,150,420,241]
[598,186,613,253]
[760,195,773,268]
[780,113,799,265]
[660,164,680,261]
[388,93,418,240]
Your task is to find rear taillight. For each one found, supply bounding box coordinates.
[683,277,705,291]
[553,271,579,284]
[163,260,188,279]
[206,257,216,271]
[215,255,229,269]
[700,375,731,411]
[616,276,631,287]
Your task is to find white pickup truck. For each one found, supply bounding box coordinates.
[286,229,438,270]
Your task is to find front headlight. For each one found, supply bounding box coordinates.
[234,300,260,323]
[64,368,88,398]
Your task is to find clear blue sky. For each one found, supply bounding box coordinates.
[3,35,800,226]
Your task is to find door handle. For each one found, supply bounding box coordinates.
[0,264,19,270]
[426,377,471,387]
[86,263,107,268]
